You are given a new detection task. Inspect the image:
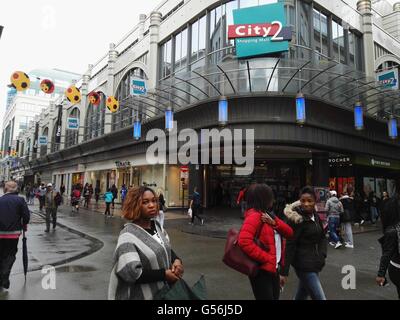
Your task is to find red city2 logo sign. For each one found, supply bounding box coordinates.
[228,22,284,40]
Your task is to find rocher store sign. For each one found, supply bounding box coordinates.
[115,161,131,168]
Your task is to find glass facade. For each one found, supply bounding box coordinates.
[84,92,106,141]
[65,108,80,148]
[40,127,48,157]
[113,68,148,131]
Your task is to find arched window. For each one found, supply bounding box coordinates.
[84,92,106,141]
[26,138,31,159]
[51,121,60,153]
[65,108,80,148]
[113,68,148,131]
[377,61,400,72]
[40,127,48,157]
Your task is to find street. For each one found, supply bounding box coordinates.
[0,200,397,300]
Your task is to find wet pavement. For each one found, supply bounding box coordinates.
[0,197,397,300]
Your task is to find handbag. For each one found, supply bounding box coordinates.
[222,222,264,277]
[154,275,207,300]
[187,208,193,218]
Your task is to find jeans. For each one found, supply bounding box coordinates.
[45,208,57,231]
[294,270,326,300]
[0,239,19,289]
[249,269,280,300]
[105,202,111,216]
[342,222,354,246]
[370,206,379,223]
[328,216,341,243]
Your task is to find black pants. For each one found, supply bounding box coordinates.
[249,269,280,300]
[39,196,45,210]
[46,208,57,231]
[0,239,19,288]
[389,264,400,299]
[105,203,111,216]
[191,205,202,224]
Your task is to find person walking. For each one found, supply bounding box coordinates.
[369,191,380,224]
[44,183,58,232]
[325,190,344,249]
[376,192,400,299]
[60,184,66,204]
[0,181,30,290]
[339,188,355,249]
[104,188,114,217]
[83,183,91,208]
[236,186,247,219]
[189,187,204,225]
[120,184,128,206]
[157,190,166,229]
[280,186,328,300]
[38,183,47,212]
[71,187,81,212]
[25,183,31,204]
[95,186,101,205]
[108,186,184,300]
[353,192,365,225]
[238,184,293,300]
[111,184,118,209]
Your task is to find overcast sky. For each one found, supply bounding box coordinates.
[0,0,159,128]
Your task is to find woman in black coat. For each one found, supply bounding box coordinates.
[376,195,400,299]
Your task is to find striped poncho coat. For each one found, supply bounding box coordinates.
[108,221,172,300]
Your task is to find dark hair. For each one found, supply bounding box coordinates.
[299,186,316,199]
[246,184,274,212]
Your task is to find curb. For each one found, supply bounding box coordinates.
[21,210,104,274]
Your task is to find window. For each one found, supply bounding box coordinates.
[174,28,188,73]
[332,20,345,63]
[40,127,48,157]
[84,92,106,141]
[65,108,80,148]
[190,15,206,70]
[51,122,60,153]
[313,8,329,59]
[113,68,148,131]
[161,39,172,78]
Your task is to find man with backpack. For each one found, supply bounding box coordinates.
[325,190,344,249]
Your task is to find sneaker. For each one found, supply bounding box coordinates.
[345,243,354,248]
[360,220,365,225]
[188,222,193,225]
[45,229,50,233]
[201,219,204,225]
[334,242,343,249]
[329,242,336,247]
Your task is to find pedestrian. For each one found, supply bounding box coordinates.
[280,186,328,300]
[95,186,101,204]
[25,183,31,204]
[83,183,91,208]
[120,184,128,206]
[369,191,380,224]
[189,187,204,225]
[353,192,365,225]
[71,187,81,212]
[236,186,247,219]
[60,184,66,204]
[108,186,184,300]
[44,183,58,232]
[339,187,355,249]
[238,184,293,300]
[157,189,166,229]
[29,185,35,205]
[104,188,114,217]
[376,191,400,299]
[38,183,47,212]
[325,190,344,249]
[111,184,118,209]
[0,181,30,290]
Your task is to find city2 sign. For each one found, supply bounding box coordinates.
[376,68,399,90]
[131,78,147,96]
[229,3,291,58]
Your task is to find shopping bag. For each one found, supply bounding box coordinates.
[187,208,193,218]
[154,275,207,300]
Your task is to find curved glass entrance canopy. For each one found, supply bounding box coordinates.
[121,56,400,123]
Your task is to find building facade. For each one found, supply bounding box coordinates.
[12,0,400,207]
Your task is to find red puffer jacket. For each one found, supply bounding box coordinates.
[238,208,293,275]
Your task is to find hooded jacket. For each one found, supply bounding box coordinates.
[280,201,327,276]
[325,197,344,218]
[238,208,293,275]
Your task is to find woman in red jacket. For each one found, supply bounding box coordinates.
[238,184,293,300]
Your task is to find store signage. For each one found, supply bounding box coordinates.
[131,78,147,96]
[354,156,400,170]
[180,165,189,179]
[377,68,399,90]
[229,3,291,58]
[38,136,48,146]
[115,161,131,168]
[371,158,391,168]
[67,117,79,130]
[309,157,352,166]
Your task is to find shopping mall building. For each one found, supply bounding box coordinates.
[11,0,400,207]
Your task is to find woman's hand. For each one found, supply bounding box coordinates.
[280,276,288,288]
[376,276,386,286]
[171,259,184,278]
[165,269,180,284]
[261,213,276,226]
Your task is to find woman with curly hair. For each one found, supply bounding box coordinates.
[108,186,184,300]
